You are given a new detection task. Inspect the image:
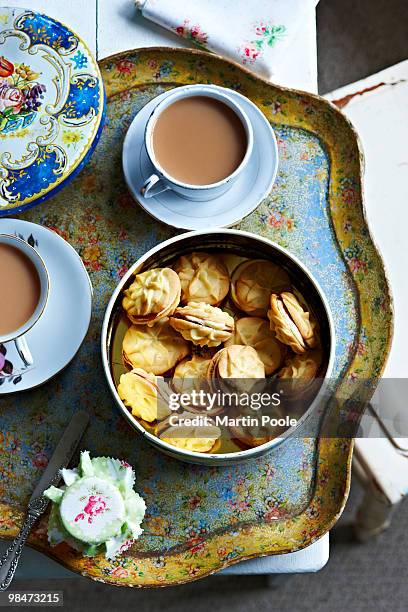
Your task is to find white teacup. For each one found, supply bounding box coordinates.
[141,84,254,202]
[0,234,49,367]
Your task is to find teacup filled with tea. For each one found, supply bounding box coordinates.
[141,84,254,201]
[0,234,49,366]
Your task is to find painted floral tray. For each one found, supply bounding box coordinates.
[0,49,392,586]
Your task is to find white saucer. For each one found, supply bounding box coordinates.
[122,86,279,230]
[0,219,92,394]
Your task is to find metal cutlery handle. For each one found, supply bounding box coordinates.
[0,497,48,591]
[0,411,89,591]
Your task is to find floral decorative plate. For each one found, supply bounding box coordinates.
[0,7,105,216]
[0,49,393,587]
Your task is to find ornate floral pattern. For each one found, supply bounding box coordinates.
[239,21,286,64]
[0,49,392,587]
[0,342,30,387]
[74,495,107,524]
[0,8,104,215]
[0,56,46,133]
[173,19,209,49]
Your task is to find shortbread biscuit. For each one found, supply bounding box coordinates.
[172,354,211,394]
[231,259,291,317]
[225,317,286,375]
[277,350,322,399]
[207,345,265,383]
[172,355,225,415]
[174,252,230,306]
[229,405,285,448]
[122,320,189,375]
[157,412,221,453]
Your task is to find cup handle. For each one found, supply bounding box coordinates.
[14,336,34,368]
[141,174,170,198]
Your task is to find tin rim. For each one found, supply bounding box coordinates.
[101,228,336,464]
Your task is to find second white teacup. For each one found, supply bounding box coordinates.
[141,84,254,202]
[0,234,49,368]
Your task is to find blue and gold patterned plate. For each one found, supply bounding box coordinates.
[0,7,105,216]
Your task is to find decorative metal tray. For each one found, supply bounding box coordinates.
[0,48,392,586]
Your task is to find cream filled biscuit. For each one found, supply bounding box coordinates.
[174,252,230,306]
[207,345,265,386]
[157,412,221,453]
[118,368,158,422]
[277,351,322,399]
[229,405,286,448]
[268,292,317,354]
[159,433,221,453]
[219,253,247,276]
[122,267,181,325]
[172,354,211,394]
[117,368,171,422]
[169,302,234,347]
[122,320,190,375]
[231,259,291,317]
[172,355,225,415]
[225,317,286,375]
[278,350,321,380]
[173,354,211,385]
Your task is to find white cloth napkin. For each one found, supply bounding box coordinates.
[135,0,318,79]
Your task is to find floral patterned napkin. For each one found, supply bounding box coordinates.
[135,0,318,79]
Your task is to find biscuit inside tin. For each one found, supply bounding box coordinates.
[107,233,332,458]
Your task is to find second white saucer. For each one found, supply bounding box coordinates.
[0,219,92,394]
[122,86,279,230]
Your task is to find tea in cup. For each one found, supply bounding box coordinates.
[0,234,49,367]
[141,85,254,201]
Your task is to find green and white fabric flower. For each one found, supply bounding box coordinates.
[44,451,146,559]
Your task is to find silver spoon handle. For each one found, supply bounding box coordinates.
[0,498,47,591]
